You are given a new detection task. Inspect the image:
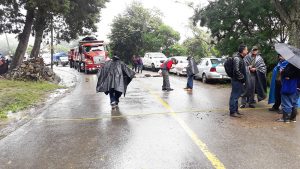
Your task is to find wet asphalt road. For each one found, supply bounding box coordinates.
[1,67,300,169]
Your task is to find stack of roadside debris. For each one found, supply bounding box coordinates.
[4,58,60,83]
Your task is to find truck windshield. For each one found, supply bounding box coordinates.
[84,46,104,52]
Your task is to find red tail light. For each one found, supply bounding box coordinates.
[210,67,216,72]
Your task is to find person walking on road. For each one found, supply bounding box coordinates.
[137,55,143,74]
[160,58,178,91]
[268,54,288,112]
[184,56,199,91]
[132,55,138,72]
[241,46,267,108]
[96,54,136,109]
[229,44,248,117]
[276,63,300,123]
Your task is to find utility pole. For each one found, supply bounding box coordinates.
[50,16,54,70]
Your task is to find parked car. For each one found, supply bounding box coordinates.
[195,58,230,83]
[58,55,69,67]
[169,56,188,76]
[142,52,167,71]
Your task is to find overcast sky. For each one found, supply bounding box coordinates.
[0,0,209,52]
[96,0,208,42]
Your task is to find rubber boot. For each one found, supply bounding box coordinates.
[290,108,298,122]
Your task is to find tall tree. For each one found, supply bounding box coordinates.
[271,0,300,48]
[192,0,288,70]
[109,2,180,62]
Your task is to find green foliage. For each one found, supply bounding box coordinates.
[192,0,288,72]
[164,43,187,56]
[109,2,180,63]
[0,80,61,118]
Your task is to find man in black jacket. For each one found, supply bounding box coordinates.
[229,45,248,117]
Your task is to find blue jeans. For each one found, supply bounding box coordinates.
[281,92,299,115]
[109,89,122,104]
[229,80,244,113]
[187,75,194,89]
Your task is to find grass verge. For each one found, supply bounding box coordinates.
[0,80,62,119]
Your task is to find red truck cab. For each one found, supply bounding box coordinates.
[74,38,109,74]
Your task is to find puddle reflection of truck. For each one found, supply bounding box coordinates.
[73,38,109,74]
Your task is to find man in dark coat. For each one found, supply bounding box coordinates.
[241,46,267,108]
[96,55,135,109]
[184,56,199,91]
[229,44,248,117]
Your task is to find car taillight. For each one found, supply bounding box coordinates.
[210,67,216,72]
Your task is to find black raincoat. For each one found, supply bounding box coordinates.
[186,57,199,76]
[96,56,135,96]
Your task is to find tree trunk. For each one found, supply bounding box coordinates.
[10,9,35,70]
[30,19,46,59]
[289,22,300,48]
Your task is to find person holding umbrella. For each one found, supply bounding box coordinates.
[275,43,300,123]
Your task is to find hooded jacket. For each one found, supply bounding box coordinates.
[96,56,135,96]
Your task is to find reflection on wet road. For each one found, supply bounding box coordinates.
[0,67,300,169]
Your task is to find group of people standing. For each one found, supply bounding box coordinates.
[132,55,143,74]
[229,44,300,123]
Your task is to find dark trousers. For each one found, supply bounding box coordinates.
[109,89,122,104]
[162,70,171,90]
[229,80,243,113]
[187,75,194,89]
[273,81,282,109]
[132,64,137,72]
[137,64,143,73]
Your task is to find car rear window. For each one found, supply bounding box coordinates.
[210,59,225,65]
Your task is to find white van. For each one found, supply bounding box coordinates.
[142,52,167,71]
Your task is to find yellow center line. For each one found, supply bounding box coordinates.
[150,92,226,169]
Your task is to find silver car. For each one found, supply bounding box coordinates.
[195,58,230,83]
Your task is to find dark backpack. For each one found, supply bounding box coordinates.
[224,57,234,77]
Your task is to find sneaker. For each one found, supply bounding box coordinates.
[249,104,255,108]
[276,118,290,123]
[111,102,117,109]
[240,105,246,108]
[230,112,241,118]
[162,88,167,91]
[184,87,189,90]
[236,111,244,115]
[269,107,280,112]
[166,89,174,91]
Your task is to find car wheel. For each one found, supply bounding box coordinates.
[176,72,180,76]
[151,63,156,72]
[202,74,208,83]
